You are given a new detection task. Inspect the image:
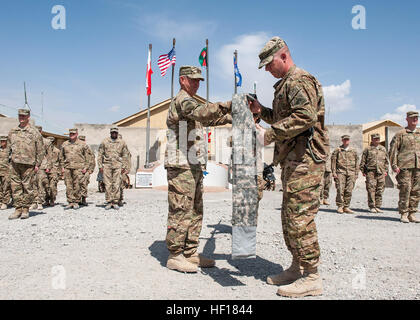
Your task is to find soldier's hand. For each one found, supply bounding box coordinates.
[249,99,262,114]
[99,168,104,173]
[82,169,87,174]
[61,168,64,174]
[333,174,337,179]
[385,172,388,176]
[393,167,400,174]
[121,169,126,174]
[45,168,50,173]
[362,173,366,177]
[34,166,39,173]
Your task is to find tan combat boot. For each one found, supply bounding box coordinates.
[105,203,112,210]
[400,213,409,223]
[80,197,88,206]
[337,207,344,214]
[8,208,22,220]
[343,207,355,214]
[267,258,303,286]
[323,199,330,205]
[369,208,377,213]
[375,207,383,213]
[408,213,419,223]
[20,207,30,219]
[167,252,198,273]
[112,203,120,210]
[184,252,215,268]
[0,203,7,210]
[29,203,37,210]
[37,203,43,210]
[64,203,73,210]
[276,267,323,298]
[72,203,79,209]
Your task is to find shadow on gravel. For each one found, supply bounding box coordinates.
[199,222,283,287]
[149,240,169,267]
[355,215,400,222]
[377,207,399,212]
[28,211,47,218]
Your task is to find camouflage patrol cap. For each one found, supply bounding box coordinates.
[371,133,380,139]
[69,128,78,134]
[258,36,287,69]
[179,66,205,81]
[18,109,30,116]
[79,135,86,141]
[35,125,42,131]
[341,135,350,140]
[407,111,419,118]
[0,135,7,141]
[110,127,119,133]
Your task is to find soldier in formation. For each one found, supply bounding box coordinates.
[97,127,130,210]
[59,128,90,210]
[331,135,359,214]
[0,135,11,210]
[389,111,420,223]
[320,152,332,205]
[165,65,232,273]
[251,36,329,297]
[118,133,131,207]
[360,133,389,213]
[78,135,96,206]
[7,109,44,220]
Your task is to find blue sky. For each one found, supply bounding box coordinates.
[1,0,419,133]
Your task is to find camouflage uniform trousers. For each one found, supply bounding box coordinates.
[334,173,356,208]
[46,172,58,203]
[319,171,332,201]
[63,168,84,204]
[103,166,122,203]
[119,173,129,203]
[37,170,49,204]
[281,154,324,268]
[80,172,90,198]
[10,162,36,208]
[396,168,420,215]
[365,171,386,209]
[166,167,204,256]
[0,174,11,205]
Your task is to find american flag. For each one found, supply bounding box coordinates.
[157,48,176,76]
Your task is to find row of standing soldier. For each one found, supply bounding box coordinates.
[0,111,131,216]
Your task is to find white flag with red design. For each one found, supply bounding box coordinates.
[146,49,153,96]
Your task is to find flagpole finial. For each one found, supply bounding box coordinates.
[206,39,208,46]
[149,43,152,49]
[173,38,176,46]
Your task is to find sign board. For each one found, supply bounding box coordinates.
[135,172,153,188]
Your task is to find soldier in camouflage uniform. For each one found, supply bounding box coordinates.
[360,133,389,213]
[389,111,420,223]
[7,109,44,219]
[59,128,90,210]
[97,127,129,210]
[78,135,96,206]
[165,65,232,273]
[118,133,131,207]
[250,37,329,297]
[0,135,11,210]
[43,137,60,206]
[319,153,332,205]
[331,135,359,214]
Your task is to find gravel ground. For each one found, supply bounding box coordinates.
[0,181,419,300]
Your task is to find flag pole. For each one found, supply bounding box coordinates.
[171,38,176,101]
[254,81,257,95]
[146,43,152,168]
[205,39,209,163]
[234,50,238,94]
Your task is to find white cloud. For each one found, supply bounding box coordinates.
[215,32,275,107]
[136,13,216,41]
[323,80,352,114]
[109,105,121,112]
[381,104,417,125]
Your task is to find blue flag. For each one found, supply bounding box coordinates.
[234,55,242,87]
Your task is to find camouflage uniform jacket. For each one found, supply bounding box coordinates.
[7,124,44,167]
[39,137,51,170]
[389,128,420,170]
[164,89,232,169]
[0,146,10,175]
[259,65,329,167]
[80,140,96,173]
[331,146,359,176]
[59,139,90,170]
[360,145,389,175]
[97,137,129,170]
[49,146,61,174]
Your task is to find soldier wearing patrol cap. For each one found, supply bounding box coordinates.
[59,128,90,210]
[359,133,389,213]
[78,135,96,206]
[249,36,329,297]
[164,65,232,273]
[331,135,359,214]
[389,111,420,223]
[0,135,11,210]
[30,125,49,210]
[97,127,130,210]
[7,109,44,219]
[44,136,60,206]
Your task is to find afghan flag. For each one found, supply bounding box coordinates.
[199,47,207,67]
[146,48,153,96]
